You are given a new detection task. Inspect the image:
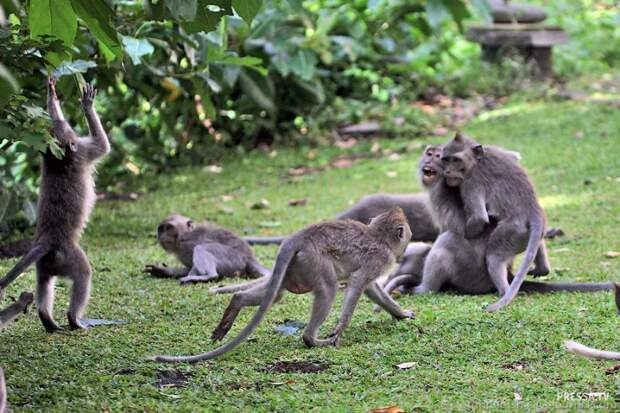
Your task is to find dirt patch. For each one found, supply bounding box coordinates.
[156,369,192,388]
[263,360,329,374]
[0,239,32,259]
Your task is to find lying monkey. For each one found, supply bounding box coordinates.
[1,291,34,413]
[0,77,110,332]
[152,207,414,363]
[243,193,439,245]
[564,283,620,360]
[145,214,270,284]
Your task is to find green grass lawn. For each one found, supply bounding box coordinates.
[1,99,620,412]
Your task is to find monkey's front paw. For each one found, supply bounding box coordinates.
[465,216,487,239]
[211,324,231,342]
[80,83,97,108]
[527,266,550,277]
[399,309,415,320]
[179,276,198,285]
[144,264,171,278]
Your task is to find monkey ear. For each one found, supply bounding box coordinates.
[68,142,78,153]
[396,225,405,239]
[473,144,484,159]
[187,220,194,230]
[454,132,464,142]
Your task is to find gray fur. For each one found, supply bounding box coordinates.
[145,214,270,284]
[0,368,6,413]
[243,193,439,245]
[441,133,550,311]
[381,143,612,299]
[0,78,109,332]
[152,207,413,363]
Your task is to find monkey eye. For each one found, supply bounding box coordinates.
[157,223,173,234]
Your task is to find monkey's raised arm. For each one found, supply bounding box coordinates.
[79,84,110,161]
[47,76,65,122]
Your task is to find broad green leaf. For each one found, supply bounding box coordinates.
[122,36,154,65]
[29,0,77,46]
[70,0,123,59]
[0,63,18,109]
[165,0,197,21]
[24,104,46,119]
[443,0,471,31]
[52,59,97,77]
[425,0,450,28]
[238,69,275,114]
[20,132,47,153]
[232,0,261,26]
[290,49,316,80]
[182,0,232,34]
[470,0,492,24]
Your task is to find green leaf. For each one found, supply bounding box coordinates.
[470,0,492,24]
[238,69,275,114]
[425,0,450,28]
[29,0,77,46]
[122,36,154,65]
[70,0,123,59]
[165,0,197,21]
[0,63,19,109]
[52,59,97,77]
[232,0,262,26]
[182,0,232,34]
[20,132,47,153]
[443,0,471,31]
[290,49,316,80]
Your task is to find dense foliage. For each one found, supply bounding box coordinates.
[0,0,619,234]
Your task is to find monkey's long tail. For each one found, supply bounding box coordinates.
[520,281,613,293]
[564,340,620,360]
[486,216,544,312]
[209,276,270,295]
[0,243,48,295]
[152,240,299,363]
[243,236,286,245]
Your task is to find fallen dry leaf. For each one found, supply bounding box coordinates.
[370,406,405,413]
[221,195,233,202]
[396,362,416,370]
[604,251,620,258]
[204,165,222,173]
[250,199,270,210]
[335,138,357,148]
[432,127,449,136]
[388,153,401,161]
[385,171,398,178]
[514,392,523,401]
[332,158,354,168]
[605,365,620,375]
[288,198,307,206]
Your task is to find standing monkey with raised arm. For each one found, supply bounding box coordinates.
[440,133,550,311]
[152,207,414,363]
[145,214,270,284]
[0,77,110,332]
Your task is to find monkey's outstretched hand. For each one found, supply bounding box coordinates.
[47,75,57,96]
[81,83,97,108]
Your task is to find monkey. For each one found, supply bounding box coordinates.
[380,143,613,299]
[0,292,33,328]
[0,76,110,332]
[243,193,439,246]
[564,283,620,360]
[0,368,6,413]
[439,133,552,311]
[145,214,270,284]
[151,207,414,363]
[0,292,34,413]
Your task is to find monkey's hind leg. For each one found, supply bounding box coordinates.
[36,265,61,333]
[179,244,220,285]
[527,240,551,277]
[211,282,282,342]
[365,282,414,319]
[302,283,337,348]
[65,246,92,330]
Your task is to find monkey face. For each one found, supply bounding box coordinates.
[441,134,484,187]
[418,145,443,188]
[157,214,194,252]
